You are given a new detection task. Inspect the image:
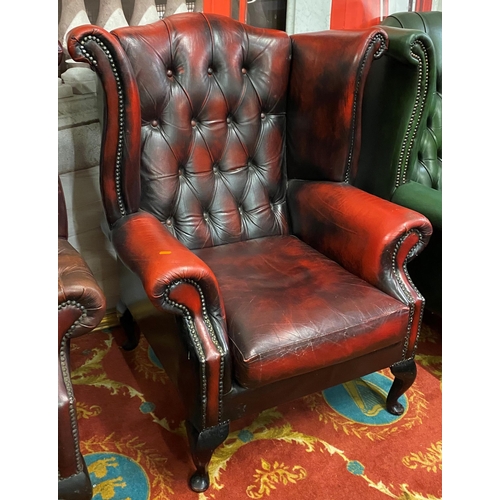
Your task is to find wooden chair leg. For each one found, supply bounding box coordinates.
[118,307,140,351]
[186,420,230,492]
[386,359,417,415]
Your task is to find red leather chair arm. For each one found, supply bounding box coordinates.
[287,180,432,302]
[111,212,226,317]
[111,211,229,427]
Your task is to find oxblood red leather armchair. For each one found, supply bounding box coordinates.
[67,13,432,493]
[58,177,106,500]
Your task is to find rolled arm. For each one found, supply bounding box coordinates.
[380,26,435,67]
[287,180,433,303]
[111,212,225,317]
[58,239,107,345]
[58,238,107,482]
[111,211,229,428]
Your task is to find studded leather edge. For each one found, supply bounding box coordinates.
[58,300,88,481]
[75,35,127,217]
[162,279,226,428]
[345,32,387,183]
[396,39,430,187]
[391,229,425,361]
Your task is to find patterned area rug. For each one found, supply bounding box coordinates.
[70,321,442,500]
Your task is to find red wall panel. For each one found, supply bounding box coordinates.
[330,0,381,30]
[415,0,433,11]
[203,0,232,17]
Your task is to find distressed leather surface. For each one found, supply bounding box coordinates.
[111,210,231,426]
[67,14,432,433]
[287,181,432,297]
[194,235,409,389]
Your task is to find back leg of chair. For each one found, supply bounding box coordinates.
[186,420,230,492]
[386,359,417,415]
[117,301,140,351]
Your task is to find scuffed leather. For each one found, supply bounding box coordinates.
[194,235,409,389]
[68,26,143,225]
[287,180,432,300]
[58,237,106,482]
[66,13,432,438]
[69,14,291,242]
[111,211,230,426]
[58,240,107,341]
[111,211,226,326]
[287,180,432,357]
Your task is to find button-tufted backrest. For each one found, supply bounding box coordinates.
[382,11,442,191]
[110,13,291,250]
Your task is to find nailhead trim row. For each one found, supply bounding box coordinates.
[58,300,88,480]
[162,279,225,427]
[345,33,387,183]
[77,35,127,217]
[391,230,425,360]
[396,40,430,187]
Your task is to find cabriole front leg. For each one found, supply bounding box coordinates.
[386,358,417,415]
[186,420,230,492]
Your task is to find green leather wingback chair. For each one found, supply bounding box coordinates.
[355,11,442,319]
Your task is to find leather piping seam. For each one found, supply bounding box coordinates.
[77,35,127,217]
[396,39,429,187]
[163,278,225,427]
[345,32,387,183]
[58,300,88,480]
[391,229,425,359]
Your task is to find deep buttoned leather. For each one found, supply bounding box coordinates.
[113,15,291,249]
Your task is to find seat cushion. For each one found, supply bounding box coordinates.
[194,235,409,389]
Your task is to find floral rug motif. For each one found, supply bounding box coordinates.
[70,320,442,499]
